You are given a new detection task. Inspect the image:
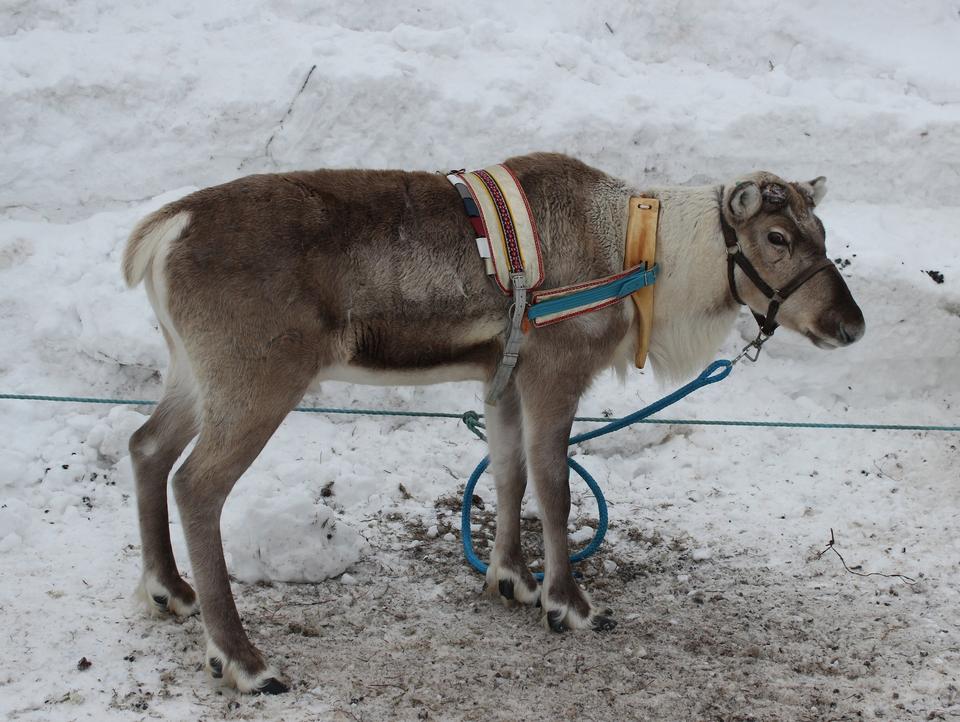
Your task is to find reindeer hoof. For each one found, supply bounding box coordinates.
[485,561,540,607]
[138,575,198,618]
[591,615,617,632]
[540,584,610,632]
[256,677,290,695]
[204,640,286,693]
[546,609,567,633]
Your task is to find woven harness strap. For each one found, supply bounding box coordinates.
[446,167,662,404]
[719,200,834,337]
[446,167,544,404]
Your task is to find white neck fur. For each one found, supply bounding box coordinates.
[643,185,739,382]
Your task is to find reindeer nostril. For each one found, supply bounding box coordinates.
[837,320,864,345]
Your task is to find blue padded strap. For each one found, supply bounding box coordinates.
[527,263,659,323]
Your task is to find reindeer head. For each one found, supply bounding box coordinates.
[721,172,864,348]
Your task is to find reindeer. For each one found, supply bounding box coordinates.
[123,153,863,693]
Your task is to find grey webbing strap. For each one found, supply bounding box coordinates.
[486,272,528,405]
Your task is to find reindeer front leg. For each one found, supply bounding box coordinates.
[517,367,616,632]
[484,381,540,606]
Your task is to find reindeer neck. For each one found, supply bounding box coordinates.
[637,184,740,381]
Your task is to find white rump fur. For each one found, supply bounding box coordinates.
[123,210,191,287]
[124,207,202,424]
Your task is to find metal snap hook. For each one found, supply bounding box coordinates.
[731,332,770,365]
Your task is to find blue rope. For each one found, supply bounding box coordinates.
[3,372,959,579]
[460,359,732,579]
[2,391,957,432]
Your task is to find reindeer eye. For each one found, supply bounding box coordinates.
[767,231,787,246]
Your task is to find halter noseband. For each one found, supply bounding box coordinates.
[718,191,835,338]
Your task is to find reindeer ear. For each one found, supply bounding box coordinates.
[794,176,827,207]
[808,176,827,206]
[728,181,762,221]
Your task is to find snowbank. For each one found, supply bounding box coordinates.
[2,0,959,225]
[1,1,958,718]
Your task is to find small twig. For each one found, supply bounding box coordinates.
[816,529,916,585]
[872,459,903,482]
[880,623,908,641]
[243,63,317,169]
[274,597,336,610]
[604,21,614,34]
[365,682,407,694]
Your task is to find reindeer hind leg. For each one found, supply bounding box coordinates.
[130,340,201,618]
[171,354,318,693]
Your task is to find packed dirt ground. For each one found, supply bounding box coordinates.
[32,510,954,722]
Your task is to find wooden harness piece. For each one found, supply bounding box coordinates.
[624,197,660,368]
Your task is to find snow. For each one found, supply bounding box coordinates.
[691,547,712,562]
[569,526,595,544]
[1,1,959,719]
[223,489,363,584]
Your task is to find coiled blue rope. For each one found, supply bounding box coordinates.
[460,359,733,579]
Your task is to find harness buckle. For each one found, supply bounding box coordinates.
[486,273,529,405]
[726,243,742,256]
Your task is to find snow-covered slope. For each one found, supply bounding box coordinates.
[3,0,960,222]
[1,2,958,719]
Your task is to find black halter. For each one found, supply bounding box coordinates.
[719,198,835,338]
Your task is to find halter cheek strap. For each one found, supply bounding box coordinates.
[718,195,835,338]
